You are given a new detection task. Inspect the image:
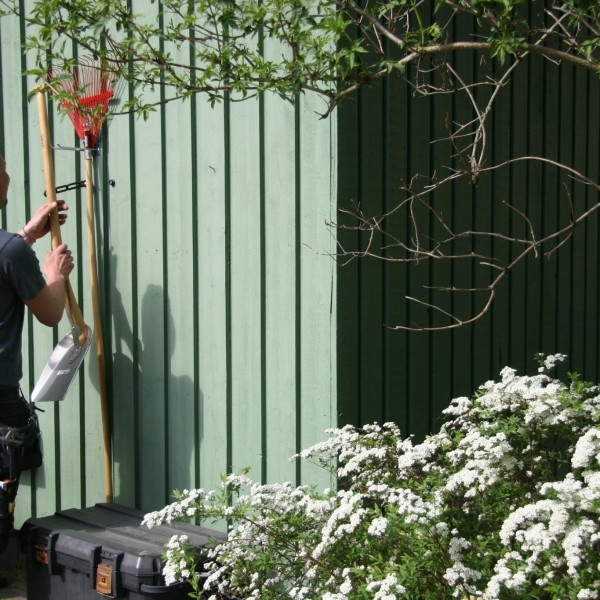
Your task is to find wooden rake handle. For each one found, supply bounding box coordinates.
[84,157,114,503]
[37,87,88,346]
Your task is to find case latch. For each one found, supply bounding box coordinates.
[34,544,48,565]
[96,563,113,596]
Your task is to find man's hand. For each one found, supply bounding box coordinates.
[19,200,69,245]
[43,243,74,283]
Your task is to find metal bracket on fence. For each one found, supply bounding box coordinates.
[44,179,116,196]
[53,144,86,152]
[54,143,101,158]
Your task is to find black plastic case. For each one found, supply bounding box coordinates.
[19,503,223,600]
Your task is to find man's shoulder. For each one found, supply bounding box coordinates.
[0,230,21,255]
[0,229,44,295]
[0,231,37,267]
[0,229,31,253]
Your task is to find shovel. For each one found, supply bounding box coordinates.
[31,87,93,403]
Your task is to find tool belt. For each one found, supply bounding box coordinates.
[0,409,43,481]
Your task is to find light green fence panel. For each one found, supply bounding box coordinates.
[0,5,336,526]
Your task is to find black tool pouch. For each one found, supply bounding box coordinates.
[0,411,43,480]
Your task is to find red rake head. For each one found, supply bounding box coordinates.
[48,58,123,151]
[61,91,115,150]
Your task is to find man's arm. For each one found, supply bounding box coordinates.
[24,281,67,327]
[24,243,73,327]
[17,201,73,327]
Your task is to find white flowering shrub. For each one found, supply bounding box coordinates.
[143,354,600,599]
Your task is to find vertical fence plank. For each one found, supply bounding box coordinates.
[263,89,298,483]
[196,99,229,496]
[570,66,590,373]
[299,93,336,487]
[229,97,263,479]
[130,1,166,513]
[163,48,197,497]
[585,73,599,382]
[336,95,360,428]
[382,69,409,432]
[108,94,138,507]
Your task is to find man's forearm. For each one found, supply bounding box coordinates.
[46,279,67,319]
[18,227,35,247]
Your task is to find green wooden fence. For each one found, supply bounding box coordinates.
[2,0,600,528]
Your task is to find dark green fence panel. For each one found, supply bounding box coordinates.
[337,9,600,437]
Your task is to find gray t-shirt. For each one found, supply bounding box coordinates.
[0,230,46,388]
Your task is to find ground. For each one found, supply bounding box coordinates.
[0,580,26,600]
[0,533,25,600]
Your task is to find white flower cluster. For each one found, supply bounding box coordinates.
[162,534,193,585]
[366,572,406,599]
[444,536,483,595]
[445,431,516,497]
[396,435,442,478]
[537,352,568,373]
[368,516,389,537]
[142,488,206,527]
[573,428,600,470]
[144,356,600,600]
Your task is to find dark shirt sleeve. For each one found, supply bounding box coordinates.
[2,235,46,301]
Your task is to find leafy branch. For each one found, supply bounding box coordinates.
[3,0,600,328]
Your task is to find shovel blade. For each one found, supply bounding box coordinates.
[31,325,93,402]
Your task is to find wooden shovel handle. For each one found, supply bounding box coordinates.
[36,87,88,344]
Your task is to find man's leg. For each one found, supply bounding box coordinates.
[0,394,31,584]
[0,477,18,554]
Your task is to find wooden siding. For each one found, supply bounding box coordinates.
[336,7,600,439]
[0,8,336,525]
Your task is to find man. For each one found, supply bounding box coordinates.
[0,152,74,563]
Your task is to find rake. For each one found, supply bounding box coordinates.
[49,57,124,155]
[48,57,125,504]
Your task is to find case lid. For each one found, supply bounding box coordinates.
[20,503,224,590]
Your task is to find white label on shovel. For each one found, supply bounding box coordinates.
[57,370,71,376]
